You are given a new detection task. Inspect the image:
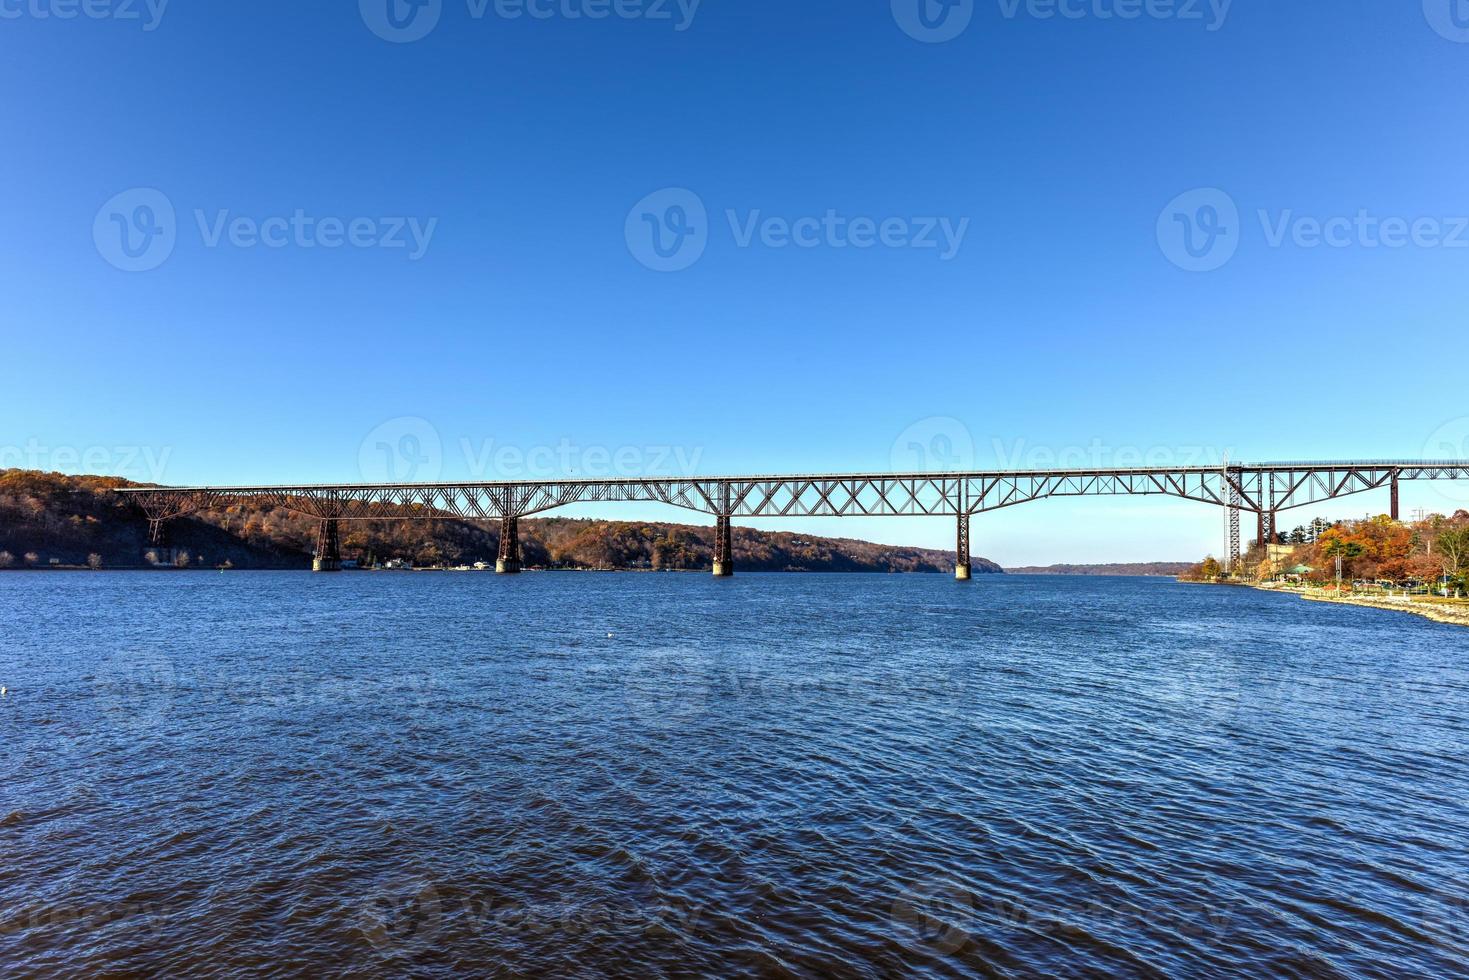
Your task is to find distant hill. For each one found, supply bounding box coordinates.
[0,470,1002,574]
[1005,562,1194,577]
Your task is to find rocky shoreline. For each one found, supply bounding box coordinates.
[1255,583,1469,627]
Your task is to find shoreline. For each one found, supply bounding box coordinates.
[1254,582,1469,627]
[0,566,1001,576]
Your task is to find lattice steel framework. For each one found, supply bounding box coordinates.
[497,515,522,573]
[1225,467,1243,573]
[713,515,733,576]
[117,462,1467,518]
[116,460,1469,573]
[314,519,341,571]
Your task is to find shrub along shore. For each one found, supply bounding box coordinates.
[1182,509,1469,627]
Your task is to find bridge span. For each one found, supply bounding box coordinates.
[114,460,1469,577]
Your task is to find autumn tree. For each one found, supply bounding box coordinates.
[1437,526,1469,580]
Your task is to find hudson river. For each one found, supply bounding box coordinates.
[3,573,1467,976]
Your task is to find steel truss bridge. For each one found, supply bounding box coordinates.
[114,460,1469,576]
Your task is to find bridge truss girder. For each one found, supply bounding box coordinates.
[118,461,1469,572]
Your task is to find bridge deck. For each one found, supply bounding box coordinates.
[111,460,1469,574]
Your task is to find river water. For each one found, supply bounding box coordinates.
[2,572,1467,977]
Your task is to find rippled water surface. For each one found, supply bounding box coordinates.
[3,571,1468,977]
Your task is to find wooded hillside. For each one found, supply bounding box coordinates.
[0,470,1002,574]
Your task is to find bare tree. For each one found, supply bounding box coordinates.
[87,553,104,570]
[0,551,12,568]
[24,552,38,566]
[174,550,192,569]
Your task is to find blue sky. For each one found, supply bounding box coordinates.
[3,1,1468,563]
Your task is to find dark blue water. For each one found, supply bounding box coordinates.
[2,572,1467,977]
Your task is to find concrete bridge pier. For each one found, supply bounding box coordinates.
[712,515,734,577]
[956,512,972,581]
[497,514,522,574]
[313,518,342,572]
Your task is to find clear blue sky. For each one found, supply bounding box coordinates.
[3,1,1468,563]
